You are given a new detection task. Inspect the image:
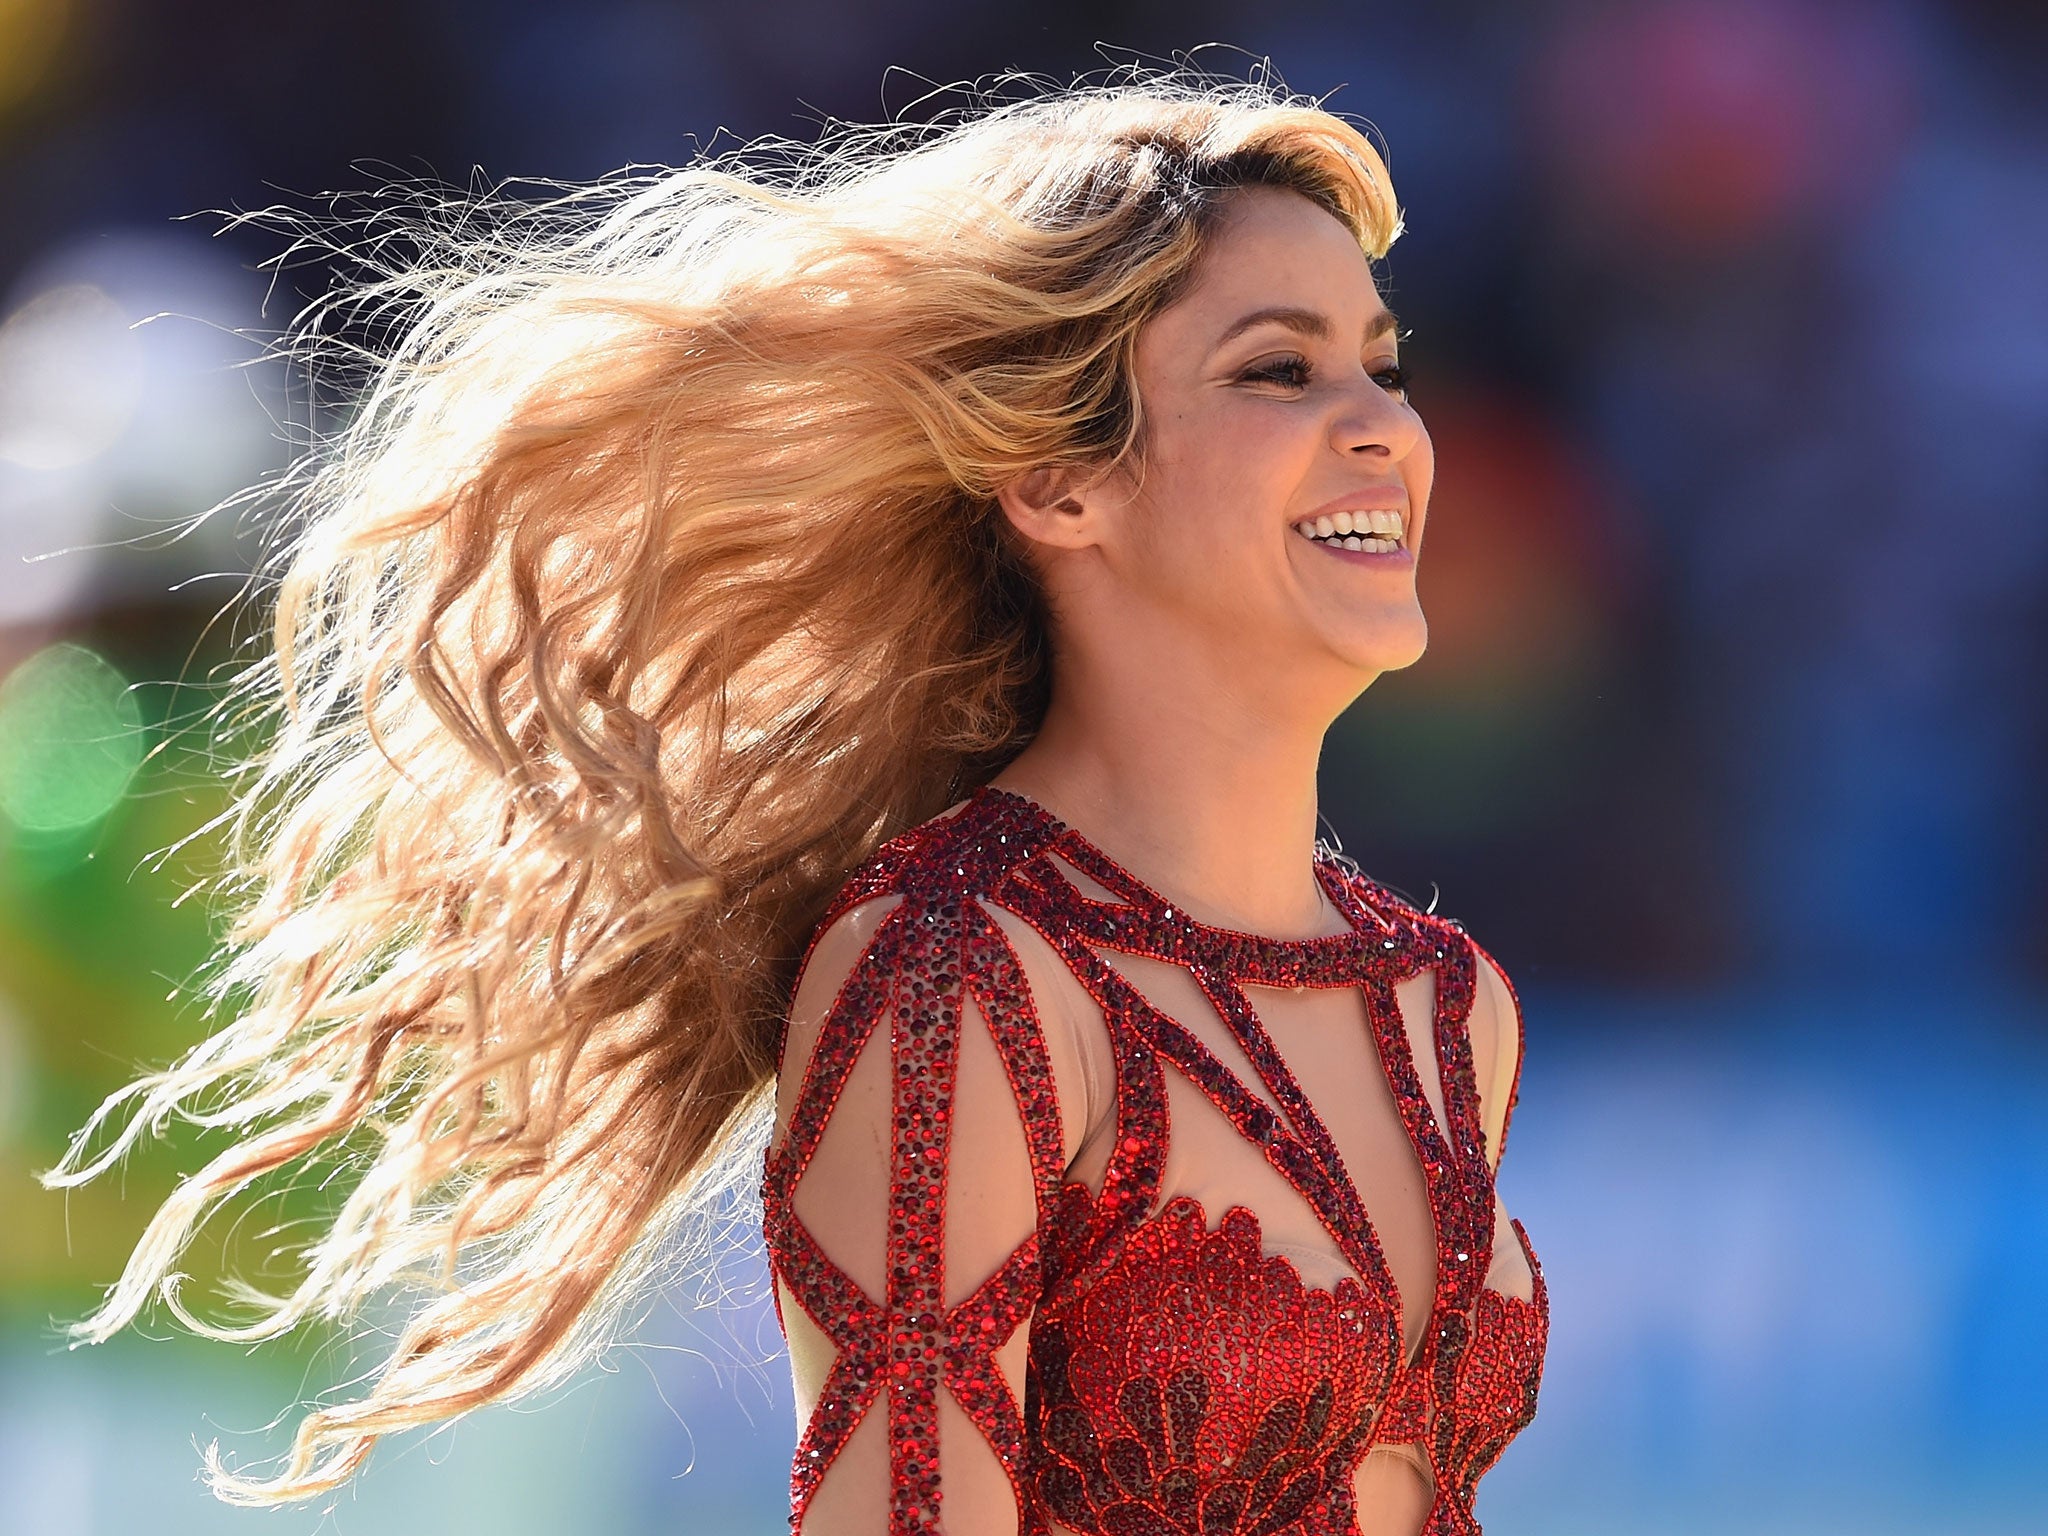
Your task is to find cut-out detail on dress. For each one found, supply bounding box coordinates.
[762,786,1548,1535]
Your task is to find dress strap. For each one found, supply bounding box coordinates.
[1036,920,1393,1294]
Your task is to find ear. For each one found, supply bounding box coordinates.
[995,462,1111,553]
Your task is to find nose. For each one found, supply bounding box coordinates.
[1330,373,1423,462]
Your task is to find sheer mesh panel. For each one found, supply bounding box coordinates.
[1037,855,1448,1514]
[766,891,1086,1535]
[761,791,1548,1536]
[1471,940,1536,1307]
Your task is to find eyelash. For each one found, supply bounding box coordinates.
[1244,353,1413,398]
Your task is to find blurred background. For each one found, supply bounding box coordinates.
[1,1,2043,1533]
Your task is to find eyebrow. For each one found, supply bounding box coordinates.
[1212,304,1403,352]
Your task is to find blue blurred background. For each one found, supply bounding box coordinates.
[1,2,2043,1532]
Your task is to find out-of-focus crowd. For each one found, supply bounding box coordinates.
[1,5,2042,1533]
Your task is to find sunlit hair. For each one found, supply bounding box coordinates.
[43,65,1401,1502]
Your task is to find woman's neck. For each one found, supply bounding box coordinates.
[988,672,1355,939]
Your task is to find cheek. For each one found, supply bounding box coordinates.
[1137,407,1284,547]
[1183,406,1319,523]
[1407,420,1436,510]
[1123,395,1323,586]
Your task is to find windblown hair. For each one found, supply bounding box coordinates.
[44,66,1401,1501]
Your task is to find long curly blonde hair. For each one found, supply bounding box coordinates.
[43,66,1402,1502]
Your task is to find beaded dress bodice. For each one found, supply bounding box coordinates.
[761,786,1547,1535]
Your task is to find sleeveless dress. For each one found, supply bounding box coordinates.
[761,786,1548,1535]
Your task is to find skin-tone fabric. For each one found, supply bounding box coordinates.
[764,788,1545,1535]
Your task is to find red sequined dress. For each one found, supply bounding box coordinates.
[762,786,1548,1535]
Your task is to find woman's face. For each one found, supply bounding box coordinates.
[1020,184,1434,701]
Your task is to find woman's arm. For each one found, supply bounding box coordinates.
[764,890,1066,1535]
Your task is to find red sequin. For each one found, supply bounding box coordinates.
[761,787,1548,1534]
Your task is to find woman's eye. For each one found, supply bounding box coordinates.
[1244,354,1314,388]
[1242,355,1413,400]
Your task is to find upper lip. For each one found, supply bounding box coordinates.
[1302,488,1410,520]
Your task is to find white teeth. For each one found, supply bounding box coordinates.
[1292,514,1408,550]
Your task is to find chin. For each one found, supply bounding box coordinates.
[1333,613,1428,675]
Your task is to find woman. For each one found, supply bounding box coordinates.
[46,70,1546,1534]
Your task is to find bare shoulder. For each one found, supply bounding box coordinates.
[778,791,1101,1173]
[780,793,991,1055]
[784,892,902,1047]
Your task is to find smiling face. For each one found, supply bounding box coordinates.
[1003,184,1435,712]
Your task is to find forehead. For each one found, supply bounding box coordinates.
[1153,186,1388,344]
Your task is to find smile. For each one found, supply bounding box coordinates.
[1291,507,1406,554]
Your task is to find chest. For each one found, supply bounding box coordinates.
[1037,942,1468,1362]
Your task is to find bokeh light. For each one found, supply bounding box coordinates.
[1532,0,1918,252]
[0,231,288,629]
[0,643,143,833]
[0,284,143,471]
[0,0,70,120]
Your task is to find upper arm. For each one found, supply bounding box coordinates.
[765,890,1070,1535]
[1466,937,1526,1175]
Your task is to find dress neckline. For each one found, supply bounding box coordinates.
[967,780,1478,1380]
[973,782,1369,954]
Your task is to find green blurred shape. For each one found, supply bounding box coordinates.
[0,642,145,832]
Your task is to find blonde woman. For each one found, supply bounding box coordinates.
[48,69,1547,1535]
